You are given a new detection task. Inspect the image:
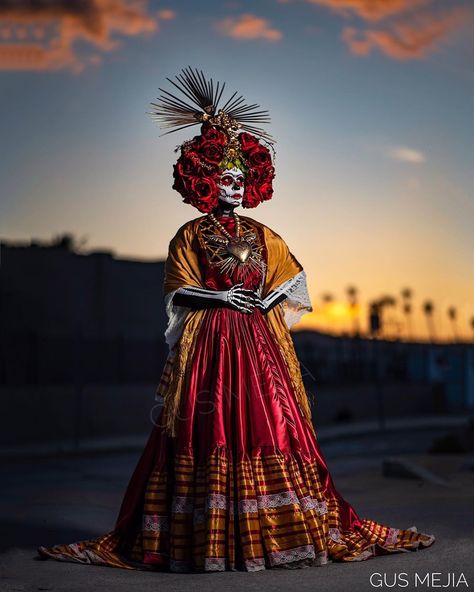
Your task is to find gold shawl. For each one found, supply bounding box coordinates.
[157,215,313,436]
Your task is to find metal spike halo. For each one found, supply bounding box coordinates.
[147,66,275,145]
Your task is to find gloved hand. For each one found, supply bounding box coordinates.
[225,282,262,313]
[172,283,263,314]
[252,289,288,315]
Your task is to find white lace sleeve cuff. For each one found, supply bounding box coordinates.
[274,270,313,329]
[164,289,191,351]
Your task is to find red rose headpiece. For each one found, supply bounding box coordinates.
[148,67,276,213]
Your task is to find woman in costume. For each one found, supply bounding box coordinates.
[38,67,435,572]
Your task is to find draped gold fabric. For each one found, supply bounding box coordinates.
[158,215,313,436]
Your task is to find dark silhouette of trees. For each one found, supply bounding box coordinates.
[423,300,436,343]
[50,232,88,253]
[401,287,413,340]
[346,284,360,338]
[447,306,458,343]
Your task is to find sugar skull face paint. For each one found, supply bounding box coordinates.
[216,167,245,206]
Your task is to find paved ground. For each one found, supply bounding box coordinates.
[1,425,473,592]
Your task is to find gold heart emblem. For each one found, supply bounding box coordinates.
[227,239,252,263]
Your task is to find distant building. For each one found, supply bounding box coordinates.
[0,240,168,386]
[1,240,167,340]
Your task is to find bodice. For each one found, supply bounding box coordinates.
[195,214,267,293]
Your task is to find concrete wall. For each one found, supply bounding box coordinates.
[0,241,167,341]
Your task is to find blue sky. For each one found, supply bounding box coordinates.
[1,0,473,340]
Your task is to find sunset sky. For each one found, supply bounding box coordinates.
[1,0,473,342]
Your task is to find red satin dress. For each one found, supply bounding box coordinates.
[37,214,435,572]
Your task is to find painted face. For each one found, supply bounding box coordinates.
[217,167,245,206]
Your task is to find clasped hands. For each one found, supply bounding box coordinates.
[225,282,267,314]
[172,283,285,314]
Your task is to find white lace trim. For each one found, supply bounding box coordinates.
[238,499,259,513]
[164,289,191,351]
[142,514,169,532]
[299,496,328,514]
[206,492,228,510]
[245,557,266,571]
[171,495,194,513]
[385,527,400,546]
[314,550,330,566]
[268,544,316,566]
[171,492,327,516]
[204,557,227,571]
[258,490,300,508]
[274,270,312,329]
[329,527,343,543]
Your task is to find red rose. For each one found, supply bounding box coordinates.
[242,163,275,207]
[242,184,261,208]
[190,176,218,200]
[173,163,192,196]
[245,144,272,170]
[201,125,227,145]
[247,165,273,185]
[265,165,276,182]
[198,140,224,165]
[259,182,273,202]
[192,178,219,211]
[177,154,202,177]
[239,132,259,152]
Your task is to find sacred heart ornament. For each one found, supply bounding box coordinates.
[226,238,252,263]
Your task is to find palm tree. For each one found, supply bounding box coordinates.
[369,301,381,338]
[346,285,360,337]
[401,287,414,341]
[423,300,436,343]
[447,306,458,343]
[377,295,397,339]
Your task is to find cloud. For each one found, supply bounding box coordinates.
[304,0,474,61]
[306,0,430,22]
[342,6,473,59]
[157,9,176,21]
[0,0,171,73]
[387,146,427,164]
[216,13,283,41]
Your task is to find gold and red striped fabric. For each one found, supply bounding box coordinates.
[38,446,435,572]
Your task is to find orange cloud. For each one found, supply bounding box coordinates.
[306,0,430,22]
[216,13,283,41]
[157,9,176,21]
[342,6,473,59]
[0,0,167,73]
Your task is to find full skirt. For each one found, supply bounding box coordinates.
[38,307,435,571]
